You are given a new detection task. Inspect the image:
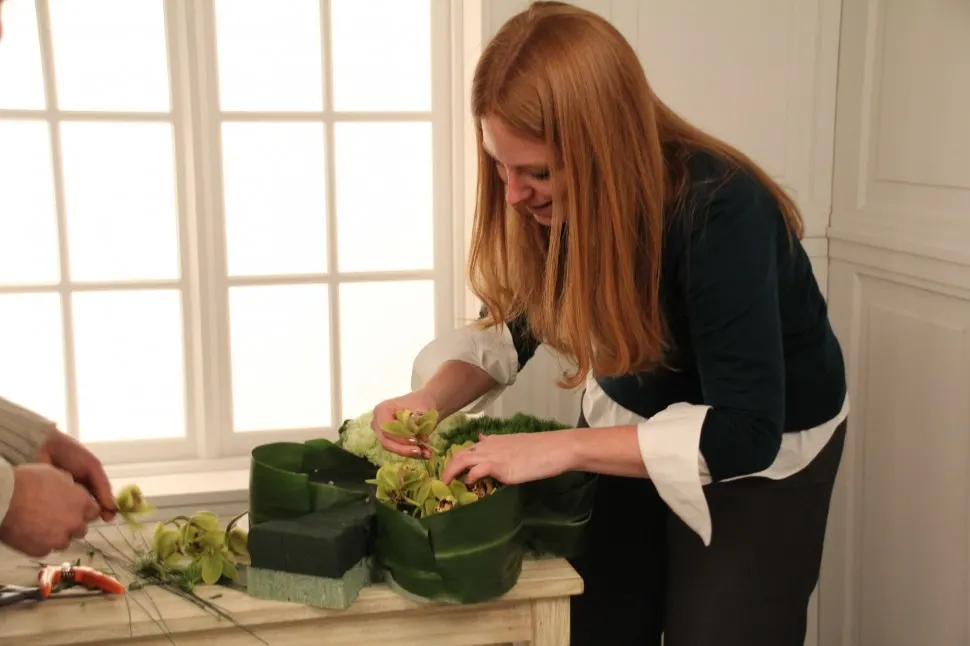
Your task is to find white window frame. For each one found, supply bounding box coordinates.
[1,0,479,491]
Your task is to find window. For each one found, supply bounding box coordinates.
[0,0,459,467]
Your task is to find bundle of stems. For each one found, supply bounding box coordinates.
[71,485,266,644]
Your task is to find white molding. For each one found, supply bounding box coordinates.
[106,465,250,519]
[821,1,970,642]
[431,0,459,340]
[33,0,80,442]
[829,222,970,269]
[801,0,843,227]
[0,109,175,121]
[830,237,970,294]
[829,0,970,254]
[453,0,484,326]
[185,0,233,462]
[321,0,345,437]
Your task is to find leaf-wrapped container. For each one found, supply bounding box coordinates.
[442,413,598,558]
[372,481,525,604]
[249,438,377,526]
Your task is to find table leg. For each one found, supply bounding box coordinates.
[530,597,569,645]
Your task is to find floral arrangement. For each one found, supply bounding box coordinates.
[367,441,492,518]
[246,407,597,605]
[79,407,595,626]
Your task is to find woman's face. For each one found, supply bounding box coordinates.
[481,116,560,227]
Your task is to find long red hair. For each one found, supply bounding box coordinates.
[467,1,803,389]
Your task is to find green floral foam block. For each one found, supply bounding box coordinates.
[246,557,377,610]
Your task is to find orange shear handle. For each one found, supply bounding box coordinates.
[37,566,62,597]
[37,563,125,597]
[71,566,125,594]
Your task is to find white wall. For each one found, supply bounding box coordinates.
[476,1,970,644]
[820,1,970,645]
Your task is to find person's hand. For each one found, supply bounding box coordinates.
[440,430,579,485]
[0,463,101,557]
[372,389,439,460]
[35,431,116,522]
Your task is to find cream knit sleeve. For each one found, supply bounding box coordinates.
[0,398,56,526]
[0,458,15,526]
[0,397,56,466]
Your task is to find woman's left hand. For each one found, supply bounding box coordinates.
[440,430,579,485]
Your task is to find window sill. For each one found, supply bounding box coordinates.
[105,459,251,517]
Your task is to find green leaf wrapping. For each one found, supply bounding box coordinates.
[372,484,525,604]
[250,439,378,526]
[520,471,597,557]
[441,414,599,558]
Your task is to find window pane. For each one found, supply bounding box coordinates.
[214,0,323,111]
[0,121,60,285]
[47,0,170,112]
[60,122,180,282]
[229,285,331,431]
[0,0,46,109]
[339,280,434,419]
[334,123,434,272]
[0,294,66,429]
[222,123,328,276]
[330,0,431,112]
[73,290,185,442]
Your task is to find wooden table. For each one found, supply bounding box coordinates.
[0,525,583,645]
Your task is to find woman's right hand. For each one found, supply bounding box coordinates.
[371,389,439,459]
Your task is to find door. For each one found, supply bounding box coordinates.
[821,1,970,644]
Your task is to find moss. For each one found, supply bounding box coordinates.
[441,412,570,449]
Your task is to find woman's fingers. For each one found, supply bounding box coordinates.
[379,428,413,447]
[376,430,412,456]
[462,462,496,485]
[377,429,430,459]
[442,447,478,482]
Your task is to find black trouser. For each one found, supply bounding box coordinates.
[567,416,847,646]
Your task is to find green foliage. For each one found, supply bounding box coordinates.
[140,510,250,587]
[336,409,471,467]
[439,413,597,559]
[441,412,570,449]
[366,441,497,519]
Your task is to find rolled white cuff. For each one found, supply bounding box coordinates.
[410,322,520,414]
[584,377,849,548]
[636,403,713,546]
[583,379,713,544]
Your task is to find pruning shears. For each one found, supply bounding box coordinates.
[0,561,125,608]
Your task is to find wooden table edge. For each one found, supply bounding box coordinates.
[1,557,585,645]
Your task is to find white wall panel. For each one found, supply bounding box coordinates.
[822,1,970,644]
